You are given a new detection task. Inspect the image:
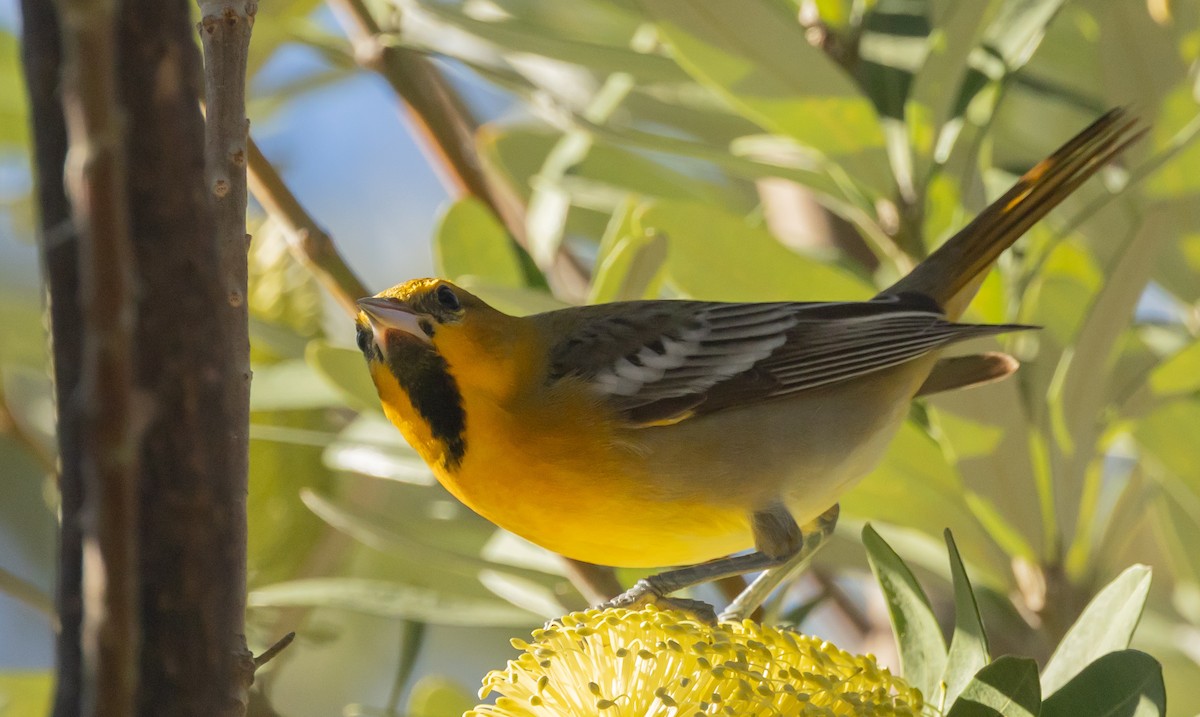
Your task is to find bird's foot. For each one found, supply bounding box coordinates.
[598,579,718,624]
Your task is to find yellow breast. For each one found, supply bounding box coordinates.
[373,360,753,567]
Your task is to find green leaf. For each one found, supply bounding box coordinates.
[636,200,872,302]
[1040,650,1165,717]
[249,578,539,627]
[247,408,338,587]
[589,201,668,303]
[406,675,476,717]
[324,414,434,486]
[300,489,561,590]
[305,340,382,414]
[248,0,327,78]
[945,656,1040,717]
[452,278,570,316]
[250,359,346,411]
[942,530,991,708]
[1147,341,1200,397]
[434,198,527,287]
[408,0,690,82]
[0,671,52,717]
[1129,57,1200,202]
[845,422,1007,583]
[1135,399,1200,480]
[862,524,947,698]
[480,126,746,209]
[0,32,30,148]
[1056,208,1178,547]
[1040,564,1152,695]
[0,293,48,369]
[640,0,893,196]
[906,1,1001,171]
[979,0,1069,70]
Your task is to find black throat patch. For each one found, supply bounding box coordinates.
[381,335,467,470]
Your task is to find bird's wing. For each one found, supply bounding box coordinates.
[543,296,1030,426]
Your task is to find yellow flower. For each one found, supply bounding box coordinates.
[468,606,923,716]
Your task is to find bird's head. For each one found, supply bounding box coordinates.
[355,278,533,404]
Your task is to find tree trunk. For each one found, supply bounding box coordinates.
[18,2,85,715]
[21,0,256,713]
[116,0,254,713]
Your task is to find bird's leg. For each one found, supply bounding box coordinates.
[719,503,839,622]
[598,502,805,623]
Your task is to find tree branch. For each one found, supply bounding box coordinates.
[246,136,371,314]
[326,0,589,297]
[197,0,258,708]
[0,563,55,622]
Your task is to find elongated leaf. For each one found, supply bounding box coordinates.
[1147,341,1200,397]
[301,489,561,588]
[590,201,668,303]
[863,524,947,697]
[1040,564,1152,695]
[640,0,893,196]
[1056,209,1177,548]
[1040,650,1165,717]
[480,126,744,208]
[1134,400,1200,481]
[451,278,570,316]
[845,422,1007,583]
[250,359,345,411]
[435,198,528,287]
[408,0,691,82]
[946,656,1040,717]
[636,200,872,302]
[907,1,1000,170]
[306,340,382,414]
[980,0,1069,69]
[942,530,991,708]
[323,414,434,486]
[249,578,539,627]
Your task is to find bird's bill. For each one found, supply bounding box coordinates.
[357,296,431,345]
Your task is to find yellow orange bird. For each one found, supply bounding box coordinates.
[356,111,1137,619]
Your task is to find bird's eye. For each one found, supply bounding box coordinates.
[436,284,461,311]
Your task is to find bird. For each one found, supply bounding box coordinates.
[355,110,1138,620]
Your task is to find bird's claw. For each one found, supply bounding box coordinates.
[598,580,718,624]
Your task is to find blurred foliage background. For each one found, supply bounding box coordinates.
[2,0,1200,714]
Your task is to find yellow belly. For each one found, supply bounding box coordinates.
[432,391,757,567]
[378,357,932,569]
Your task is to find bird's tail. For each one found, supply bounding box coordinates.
[882,109,1141,320]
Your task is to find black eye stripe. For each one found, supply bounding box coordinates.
[355,323,378,359]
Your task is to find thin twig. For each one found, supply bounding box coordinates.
[54,0,142,711]
[246,136,370,315]
[326,0,589,297]
[811,567,873,636]
[252,632,296,670]
[0,563,55,623]
[562,558,623,605]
